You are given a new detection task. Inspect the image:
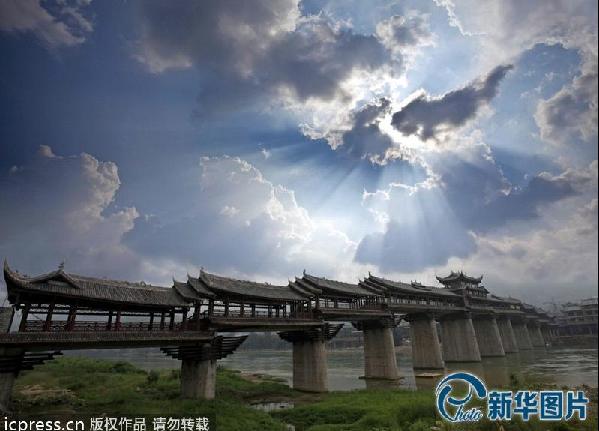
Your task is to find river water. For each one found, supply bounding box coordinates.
[69,345,597,391]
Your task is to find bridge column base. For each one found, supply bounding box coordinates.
[497,318,519,353]
[528,323,545,348]
[512,321,533,350]
[440,314,481,362]
[473,316,505,357]
[407,314,444,370]
[362,323,399,379]
[292,339,327,392]
[181,358,216,399]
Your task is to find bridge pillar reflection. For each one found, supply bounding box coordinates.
[439,313,481,362]
[472,315,505,357]
[405,314,444,370]
[355,319,399,380]
[496,317,519,353]
[527,321,546,348]
[511,320,533,350]
[279,324,343,392]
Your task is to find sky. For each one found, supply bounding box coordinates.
[0,0,597,306]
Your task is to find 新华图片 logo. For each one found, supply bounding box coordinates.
[435,372,589,422]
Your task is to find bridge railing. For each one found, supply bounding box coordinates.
[202,309,315,320]
[21,320,194,333]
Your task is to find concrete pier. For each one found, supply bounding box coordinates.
[292,339,328,392]
[473,316,505,357]
[512,321,533,350]
[440,314,481,362]
[408,314,444,369]
[541,326,552,345]
[362,324,399,379]
[496,318,519,353]
[180,357,217,399]
[528,322,546,348]
[0,307,16,412]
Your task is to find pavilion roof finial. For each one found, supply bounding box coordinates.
[58,260,65,271]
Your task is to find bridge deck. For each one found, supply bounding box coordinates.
[0,330,214,351]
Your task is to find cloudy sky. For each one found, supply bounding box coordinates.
[0,0,597,305]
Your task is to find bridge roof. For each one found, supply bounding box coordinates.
[365,275,460,298]
[190,270,309,302]
[436,271,483,284]
[298,273,381,298]
[4,261,188,309]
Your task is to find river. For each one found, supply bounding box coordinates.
[66,345,598,390]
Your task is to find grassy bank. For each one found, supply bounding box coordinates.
[11,357,598,431]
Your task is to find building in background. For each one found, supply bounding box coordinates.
[557,297,598,336]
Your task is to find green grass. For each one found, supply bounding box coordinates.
[11,357,598,431]
[13,357,289,431]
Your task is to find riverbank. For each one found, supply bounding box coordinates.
[11,357,598,431]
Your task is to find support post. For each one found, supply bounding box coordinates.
[407,314,444,370]
[472,315,505,357]
[496,317,519,353]
[180,354,216,399]
[278,326,343,393]
[527,322,545,348]
[511,320,533,350]
[439,313,481,362]
[0,307,17,412]
[355,320,399,379]
[292,338,328,392]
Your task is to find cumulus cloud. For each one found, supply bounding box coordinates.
[134,1,433,119]
[0,0,93,48]
[354,139,595,272]
[0,146,140,284]
[434,0,598,155]
[125,155,360,281]
[535,56,598,147]
[375,12,435,62]
[391,64,513,140]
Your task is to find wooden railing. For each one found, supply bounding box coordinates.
[21,320,195,333]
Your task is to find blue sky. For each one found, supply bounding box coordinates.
[0,0,597,305]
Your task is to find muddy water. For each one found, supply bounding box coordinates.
[69,345,597,391]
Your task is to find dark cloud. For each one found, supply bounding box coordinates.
[0,0,92,48]
[135,1,431,117]
[338,98,396,163]
[535,57,598,147]
[355,216,476,273]
[391,64,514,140]
[354,147,593,272]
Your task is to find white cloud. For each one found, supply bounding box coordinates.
[535,55,598,148]
[0,146,140,286]
[126,155,366,283]
[0,0,93,48]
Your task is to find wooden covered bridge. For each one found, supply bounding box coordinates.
[0,261,554,410]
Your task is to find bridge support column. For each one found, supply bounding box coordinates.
[496,318,519,353]
[527,322,545,348]
[439,313,481,362]
[292,339,327,392]
[0,307,16,412]
[473,316,505,357]
[407,314,444,370]
[180,357,216,399]
[361,321,399,380]
[279,324,343,393]
[541,326,552,345]
[511,321,533,350]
